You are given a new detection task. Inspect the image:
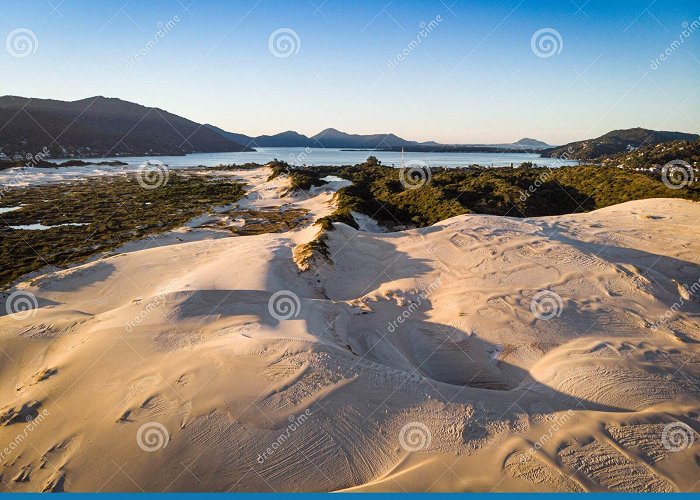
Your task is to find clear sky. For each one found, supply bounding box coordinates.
[2,0,699,144]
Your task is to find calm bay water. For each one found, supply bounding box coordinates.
[0,147,576,187]
[93,147,573,168]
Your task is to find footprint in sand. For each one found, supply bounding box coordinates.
[606,423,672,464]
[504,451,583,491]
[558,439,674,492]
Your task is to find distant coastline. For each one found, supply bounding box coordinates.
[343,145,548,154]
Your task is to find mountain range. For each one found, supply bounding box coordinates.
[541,128,700,160]
[0,95,550,157]
[203,124,551,151]
[1,96,696,161]
[204,125,427,149]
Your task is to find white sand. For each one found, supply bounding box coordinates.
[0,167,698,492]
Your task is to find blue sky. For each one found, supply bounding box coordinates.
[1,0,699,144]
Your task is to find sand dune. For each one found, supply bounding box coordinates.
[1,167,698,492]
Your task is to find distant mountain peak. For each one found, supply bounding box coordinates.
[511,138,551,149]
[310,128,417,148]
[317,127,342,134]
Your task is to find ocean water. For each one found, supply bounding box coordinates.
[89,147,572,168]
[0,147,576,187]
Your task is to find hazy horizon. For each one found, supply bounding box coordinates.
[2,0,699,144]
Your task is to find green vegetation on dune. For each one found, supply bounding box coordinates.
[281,161,700,230]
[0,172,246,287]
[542,166,699,208]
[328,165,468,227]
[202,208,310,236]
[2,158,698,287]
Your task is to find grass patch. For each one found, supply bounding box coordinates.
[0,172,246,288]
[203,208,310,235]
[294,231,330,272]
[297,163,700,229]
